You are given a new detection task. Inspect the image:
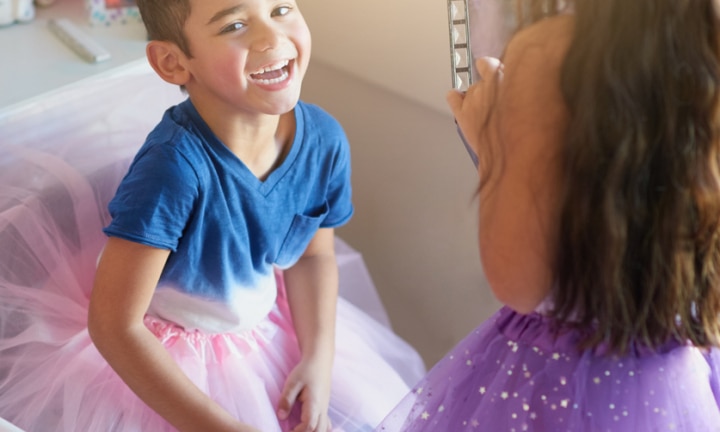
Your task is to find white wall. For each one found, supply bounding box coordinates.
[301,60,502,367]
[299,0,510,366]
[300,0,452,115]
[300,0,513,115]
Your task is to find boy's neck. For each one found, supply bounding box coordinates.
[198,105,295,180]
[186,93,298,179]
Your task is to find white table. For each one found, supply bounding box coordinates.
[0,0,147,120]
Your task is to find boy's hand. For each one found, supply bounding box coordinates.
[277,358,333,432]
[446,57,504,164]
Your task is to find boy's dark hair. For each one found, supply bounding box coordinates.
[136,0,194,57]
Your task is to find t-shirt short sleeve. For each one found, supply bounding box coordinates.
[322,136,353,228]
[104,143,198,251]
[299,103,353,229]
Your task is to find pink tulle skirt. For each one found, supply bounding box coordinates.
[0,76,426,431]
[0,268,417,432]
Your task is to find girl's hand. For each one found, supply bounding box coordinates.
[277,358,333,432]
[446,57,504,165]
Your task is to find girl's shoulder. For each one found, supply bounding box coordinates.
[504,14,574,67]
[513,13,574,44]
[497,14,574,109]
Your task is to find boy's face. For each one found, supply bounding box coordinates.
[181,0,311,117]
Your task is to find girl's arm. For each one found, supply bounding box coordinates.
[278,227,337,432]
[448,17,573,314]
[88,236,259,432]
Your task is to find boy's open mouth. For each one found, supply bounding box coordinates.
[249,60,290,84]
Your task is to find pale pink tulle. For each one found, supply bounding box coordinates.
[0,66,425,431]
[1,264,416,431]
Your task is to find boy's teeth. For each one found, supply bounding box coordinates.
[255,60,288,74]
[253,69,289,84]
[249,60,290,84]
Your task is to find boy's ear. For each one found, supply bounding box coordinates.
[146,41,191,86]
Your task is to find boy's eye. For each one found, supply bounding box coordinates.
[272,6,291,17]
[220,21,245,34]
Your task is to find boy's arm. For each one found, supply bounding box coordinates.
[88,237,259,432]
[278,227,338,432]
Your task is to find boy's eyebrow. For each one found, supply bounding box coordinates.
[207,4,246,25]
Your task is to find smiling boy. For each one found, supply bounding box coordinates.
[85,0,418,431]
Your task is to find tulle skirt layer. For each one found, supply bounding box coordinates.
[0,108,425,431]
[0,273,417,432]
[376,307,720,432]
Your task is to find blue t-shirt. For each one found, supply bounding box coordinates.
[104,99,353,332]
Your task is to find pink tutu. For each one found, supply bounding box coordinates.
[0,69,425,431]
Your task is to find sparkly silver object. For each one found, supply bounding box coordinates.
[447,0,474,91]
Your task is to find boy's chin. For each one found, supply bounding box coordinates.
[261,96,301,116]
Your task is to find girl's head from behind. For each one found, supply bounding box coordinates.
[511,0,720,353]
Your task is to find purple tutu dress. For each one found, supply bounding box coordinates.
[376,307,720,432]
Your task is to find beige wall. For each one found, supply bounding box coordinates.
[299,0,513,115]
[299,0,451,115]
[299,0,509,367]
[301,60,502,367]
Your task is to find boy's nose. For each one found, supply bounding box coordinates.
[251,21,283,51]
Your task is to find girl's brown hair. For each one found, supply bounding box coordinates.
[508,0,720,353]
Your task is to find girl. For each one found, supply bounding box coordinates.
[377,0,720,430]
[0,0,424,430]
